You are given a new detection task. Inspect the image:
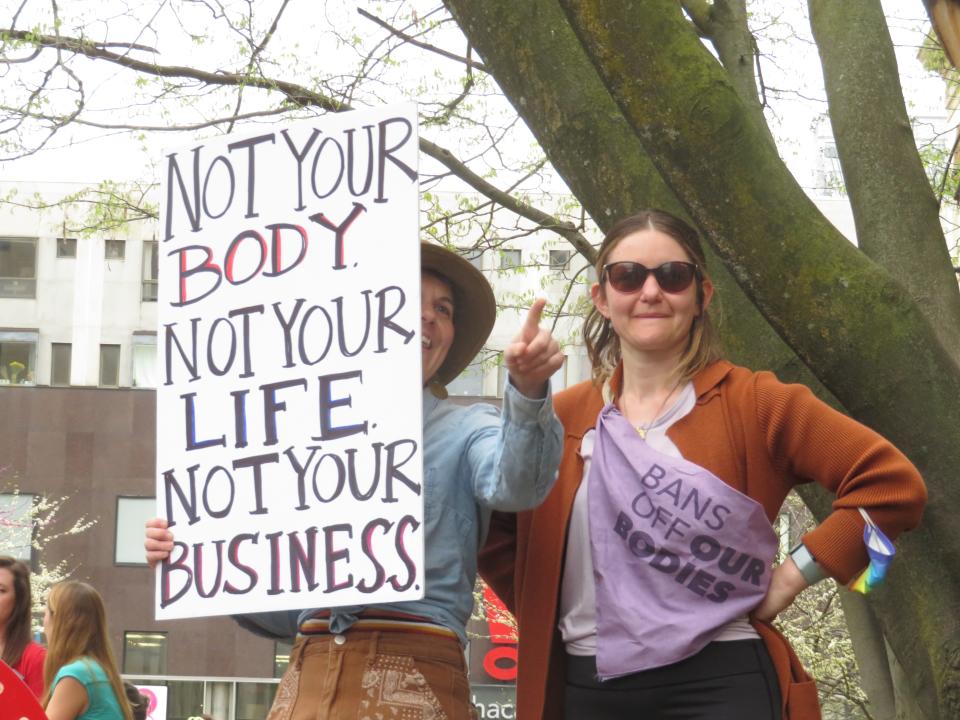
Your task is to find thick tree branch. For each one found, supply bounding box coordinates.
[705,0,775,145]
[681,0,714,36]
[809,0,960,358]
[556,2,960,715]
[444,0,837,390]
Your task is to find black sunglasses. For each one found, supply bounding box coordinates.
[602,261,700,294]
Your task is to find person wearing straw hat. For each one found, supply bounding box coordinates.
[146,242,564,719]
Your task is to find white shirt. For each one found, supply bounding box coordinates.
[558,381,759,656]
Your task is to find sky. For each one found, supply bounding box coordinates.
[0,0,951,204]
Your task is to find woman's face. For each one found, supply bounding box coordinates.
[0,567,15,629]
[421,272,456,385]
[591,228,712,359]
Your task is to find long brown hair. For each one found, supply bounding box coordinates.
[42,581,133,720]
[0,555,33,667]
[584,209,722,386]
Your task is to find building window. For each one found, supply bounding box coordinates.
[51,343,71,386]
[131,335,157,388]
[446,358,484,396]
[123,631,167,674]
[274,641,293,678]
[0,238,37,298]
[105,240,126,260]
[549,250,570,271]
[0,333,37,385]
[142,241,158,302]
[499,249,521,269]
[0,493,34,561]
[236,682,279,720]
[115,497,156,565]
[57,237,78,258]
[100,344,121,387]
[459,246,484,271]
[164,680,204,720]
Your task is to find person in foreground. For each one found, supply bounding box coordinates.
[480,209,927,720]
[43,581,131,720]
[146,242,565,719]
[0,555,46,697]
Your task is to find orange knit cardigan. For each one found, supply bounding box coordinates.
[479,360,926,720]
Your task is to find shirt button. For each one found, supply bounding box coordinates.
[333,634,346,646]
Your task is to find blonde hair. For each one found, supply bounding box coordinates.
[42,581,133,720]
[584,209,722,387]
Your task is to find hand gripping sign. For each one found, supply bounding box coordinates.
[156,103,424,619]
[0,660,46,720]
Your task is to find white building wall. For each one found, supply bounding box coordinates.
[0,177,882,394]
[0,181,157,387]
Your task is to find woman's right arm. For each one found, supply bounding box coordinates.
[44,676,87,720]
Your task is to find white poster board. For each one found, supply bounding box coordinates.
[156,104,423,619]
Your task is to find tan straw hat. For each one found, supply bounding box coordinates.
[420,243,496,386]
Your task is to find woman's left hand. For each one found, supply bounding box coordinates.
[752,555,809,623]
[504,298,564,399]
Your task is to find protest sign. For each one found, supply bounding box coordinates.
[0,661,45,720]
[156,103,423,619]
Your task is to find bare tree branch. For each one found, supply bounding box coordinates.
[0,104,293,131]
[0,24,590,266]
[356,8,487,73]
[420,137,596,263]
[251,0,291,63]
[0,28,347,112]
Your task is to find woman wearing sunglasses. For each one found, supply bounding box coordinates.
[479,209,926,720]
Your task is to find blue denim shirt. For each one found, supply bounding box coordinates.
[235,381,562,645]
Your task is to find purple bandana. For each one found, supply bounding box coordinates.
[588,403,778,679]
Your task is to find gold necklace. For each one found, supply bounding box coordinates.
[634,383,681,439]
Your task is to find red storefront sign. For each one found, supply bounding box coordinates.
[468,585,519,683]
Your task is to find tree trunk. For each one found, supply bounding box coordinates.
[839,591,899,720]
[808,0,960,359]
[442,0,818,384]
[888,639,935,720]
[555,2,960,715]
[448,0,960,715]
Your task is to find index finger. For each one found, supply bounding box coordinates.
[524,298,547,334]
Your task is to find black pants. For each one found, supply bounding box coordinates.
[564,640,781,719]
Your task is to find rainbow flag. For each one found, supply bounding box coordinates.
[850,508,896,594]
